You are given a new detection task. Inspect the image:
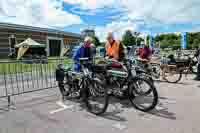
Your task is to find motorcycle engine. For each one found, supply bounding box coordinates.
[109,76,125,88]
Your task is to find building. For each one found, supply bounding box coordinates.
[81,29,95,38]
[0,22,82,58]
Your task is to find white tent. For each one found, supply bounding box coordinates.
[15,38,45,48]
[15,38,45,60]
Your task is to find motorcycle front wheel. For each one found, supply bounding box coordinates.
[128,77,158,112]
[84,78,109,115]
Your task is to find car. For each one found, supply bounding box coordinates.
[96,47,105,57]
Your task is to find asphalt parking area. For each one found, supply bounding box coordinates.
[0,75,199,133]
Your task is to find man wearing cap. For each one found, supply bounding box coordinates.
[105,32,125,61]
[73,36,94,72]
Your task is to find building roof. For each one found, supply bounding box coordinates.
[0,22,81,38]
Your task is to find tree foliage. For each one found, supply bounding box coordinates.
[132,32,140,37]
[122,30,136,46]
[136,37,144,46]
[154,32,200,49]
[154,33,181,49]
[92,36,101,47]
[187,32,200,48]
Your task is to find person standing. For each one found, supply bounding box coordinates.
[105,32,124,61]
[73,36,94,72]
[56,64,69,100]
[71,36,95,100]
[138,45,152,61]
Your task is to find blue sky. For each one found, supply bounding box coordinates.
[0,0,200,41]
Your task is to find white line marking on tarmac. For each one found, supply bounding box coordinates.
[50,101,74,114]
[112,123,127,130]
[155,106,165,110]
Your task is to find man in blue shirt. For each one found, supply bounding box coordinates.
[73,36,95,72]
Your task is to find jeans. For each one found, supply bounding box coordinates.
[58,81,66,95]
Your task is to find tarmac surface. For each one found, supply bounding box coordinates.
[0,75,199,133]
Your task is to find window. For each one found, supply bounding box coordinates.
[9,35,17,54]
[9,35,16,48]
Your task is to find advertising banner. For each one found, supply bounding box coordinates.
[181,32,187,49]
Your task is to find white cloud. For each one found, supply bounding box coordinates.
[1,0,199,33]
[70,7,100,16]
[154,0,200,24]
[0,0,82,28]
[64,0,119,16]
[120,0,200,24]
[95,20,138,42]
[64,0,200,33]
[63,0,116,10]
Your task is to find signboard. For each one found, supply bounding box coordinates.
[181,32,187,49]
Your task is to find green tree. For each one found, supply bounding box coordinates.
[192,39,199,48]
[122,30,136,46]
[136,37,144,46]
[132,32,140,38]
[154,33,181,49]
[92,36,101,47]
[132,32,142,45]
[100,42,106,47]
[154,32,200,49]
[187,32,200,49]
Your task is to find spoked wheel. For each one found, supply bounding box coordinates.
[62,75,79,99]
[191,62,198,74]
[164,66,182,83]
[84,78,109,115]
[90,77,106,96]
[137,73,154,91]
[151,64,161,80]
[128,77,158,112]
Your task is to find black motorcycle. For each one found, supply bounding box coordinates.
[56,58,109,115]
[93,58,158,112]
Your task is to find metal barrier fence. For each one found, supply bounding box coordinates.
[0,58,68,107]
